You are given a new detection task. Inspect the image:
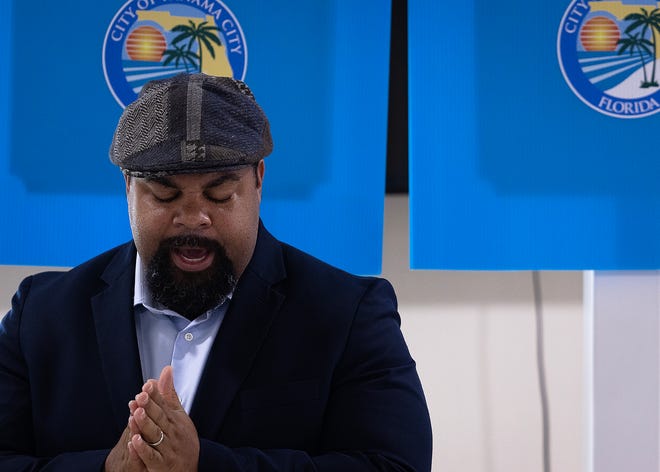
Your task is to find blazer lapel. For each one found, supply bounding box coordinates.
[190,224,286,437]
[92,243,144,435]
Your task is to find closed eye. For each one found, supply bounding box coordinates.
[153,192,179,203]
[205,192,233,204]
[144,177,179,203]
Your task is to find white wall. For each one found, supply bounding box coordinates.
[381,196,584,472]
[590,271,660,472]
[0,195,584,472]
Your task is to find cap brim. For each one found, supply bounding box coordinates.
[121,162,256,178]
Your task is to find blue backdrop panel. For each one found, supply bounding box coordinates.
[1,0,390,274]
[409,0,660,269]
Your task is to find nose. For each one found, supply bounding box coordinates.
[172,196,211,230]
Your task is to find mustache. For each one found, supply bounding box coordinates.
[160,234,220,250]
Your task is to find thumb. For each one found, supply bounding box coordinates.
[157,365,182,408]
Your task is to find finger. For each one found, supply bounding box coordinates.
[137,383,169,428]
[128,399,138,416]
[130,433,162,467]
[127,438,142,463]
[141,379,167,409]
[157,365,183,409]
[128,415,140,437]
[132,406,164,445]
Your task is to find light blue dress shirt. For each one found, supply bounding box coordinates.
[133,254,229,413]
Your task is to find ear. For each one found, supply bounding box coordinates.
[255,160,265,197]
[124,173,131,196]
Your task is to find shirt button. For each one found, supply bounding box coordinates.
[184,332,194,342]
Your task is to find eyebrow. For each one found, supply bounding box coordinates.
[144,176,177,188]
[144,173,242,190]
[203,173,242,189]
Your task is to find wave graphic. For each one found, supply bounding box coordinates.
[122,61,191,94]
[579,51,654,92]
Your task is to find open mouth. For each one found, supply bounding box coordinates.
[171,246,215,272]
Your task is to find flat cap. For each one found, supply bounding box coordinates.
[110,73,273,176]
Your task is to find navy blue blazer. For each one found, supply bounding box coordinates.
[0,225,432,471]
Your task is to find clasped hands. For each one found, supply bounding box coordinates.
[105,366,200,472]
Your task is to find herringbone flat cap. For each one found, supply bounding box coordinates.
[110,73,273,176]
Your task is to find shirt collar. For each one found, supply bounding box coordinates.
[133,252,152,309]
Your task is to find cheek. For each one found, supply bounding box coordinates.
[221,194,261,263]
[128,199,170,258]
[228,194,260,234]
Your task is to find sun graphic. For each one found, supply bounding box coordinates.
[580,16,620,52]
[125,26,167,62]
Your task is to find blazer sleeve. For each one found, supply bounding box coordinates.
[196,278,433,471]
[0,277,109,472]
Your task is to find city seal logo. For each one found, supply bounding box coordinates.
[103,0,247,108]
[558,0,660,118]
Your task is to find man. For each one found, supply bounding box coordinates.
[0,74,432,471]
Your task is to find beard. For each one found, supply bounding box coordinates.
[145,234,237,320]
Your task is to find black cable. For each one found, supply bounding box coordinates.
[533,270,551,472]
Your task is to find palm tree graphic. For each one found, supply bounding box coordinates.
[616,32,654,86]
[162,44,200,72]
[170,20,222,73]
[623,7,660,87]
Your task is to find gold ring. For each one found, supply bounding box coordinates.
[146,429,164,447]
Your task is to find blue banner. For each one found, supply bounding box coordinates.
[2,0,391,274]
[409,0,660,269]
